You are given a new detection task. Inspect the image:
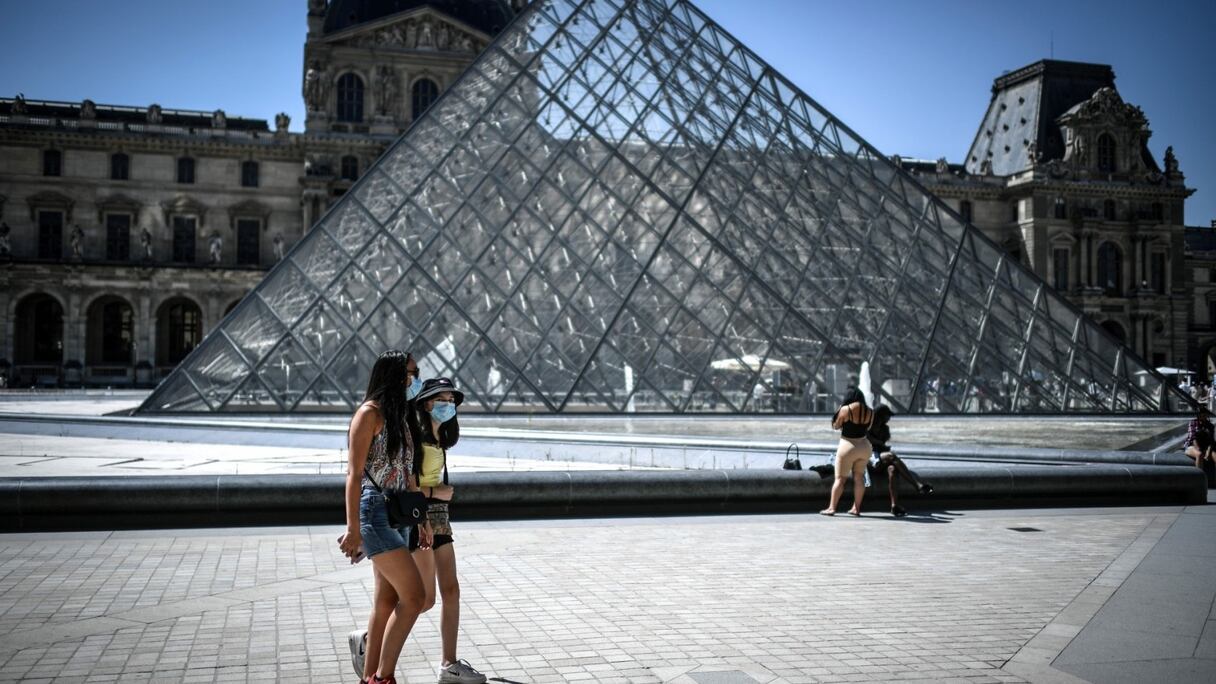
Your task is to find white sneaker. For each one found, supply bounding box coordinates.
[438,659,487,684]
[348,628,367,678]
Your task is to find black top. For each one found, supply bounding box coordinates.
[838,404,872,439]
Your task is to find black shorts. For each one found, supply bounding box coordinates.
[408,531,453,552]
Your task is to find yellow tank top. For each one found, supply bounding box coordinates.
[418,442,445,487]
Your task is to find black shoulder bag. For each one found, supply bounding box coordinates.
[364,467,428,528]
[783,443,802,470]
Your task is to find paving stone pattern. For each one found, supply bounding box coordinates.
[0,510,1175,683]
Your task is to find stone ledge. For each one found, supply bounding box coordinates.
[0,464,1206,531]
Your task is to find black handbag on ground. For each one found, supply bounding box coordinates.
[364,468,428,527]
[783,443,802,470]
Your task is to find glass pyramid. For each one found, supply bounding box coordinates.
[140,0,1187,414]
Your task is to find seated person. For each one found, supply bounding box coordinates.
[867,405,933,517]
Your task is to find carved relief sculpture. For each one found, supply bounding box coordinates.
[405,22,418,48]
[376,65,398,116]
[303,61,329,112]
[212,109,227,128]
[70,224,84,259]
[436,24,451,50]
[140,227,153,261]
[418,20,434,49]
[80,99,97,119]
[209,232,223,264]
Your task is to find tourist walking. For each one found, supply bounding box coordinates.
[408,377,486,684]
[821,387,873,516]
[867,405,933,517]
[1183,406,1216,487]
[339,350,432,684]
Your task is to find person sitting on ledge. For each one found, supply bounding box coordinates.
[866,405,933,517]
[1183,406,1216,487]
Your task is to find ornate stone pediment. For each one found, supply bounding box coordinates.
[26,190,76,222]
[332,10,487,53]
[1059,87,1148,130]
[160,195,207,226]
[227,199,272,230]
[95,194,143,223]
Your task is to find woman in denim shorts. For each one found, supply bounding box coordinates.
[338,350,433,684]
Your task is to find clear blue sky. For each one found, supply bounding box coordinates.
[2,0,1213,223]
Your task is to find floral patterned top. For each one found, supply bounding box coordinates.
[362,421,414,492]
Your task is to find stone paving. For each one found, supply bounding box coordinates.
[1,504,1212,683]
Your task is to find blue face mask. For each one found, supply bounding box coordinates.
[405,376,422,401]
[430,401,457,423]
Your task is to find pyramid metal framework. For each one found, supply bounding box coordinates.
[140,0,1186,414]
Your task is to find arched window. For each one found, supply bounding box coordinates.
[1103,199,1116,221]
[340,155,359,181]
[14,293,64,365]
[411,78,439,120]
[1101,320,1126,344]
[86,296,135,365]
[1096,242,1122,296]
[1097,133,1116,173]
[111,153,129,180]
[336,73,365,123]
[156,297,202,365]
[959,200,972,223]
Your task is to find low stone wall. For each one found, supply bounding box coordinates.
[1,465,1206,532]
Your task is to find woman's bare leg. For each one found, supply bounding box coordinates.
[434,544,461,664]
[848,456,867,514]
[412,547,438,614]
[370,548,426,680]
[363,568,398,681]
[824,446,850,513]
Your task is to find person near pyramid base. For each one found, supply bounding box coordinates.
[866,406,934,517]
[821,388,874,517]
[338,350,433,684]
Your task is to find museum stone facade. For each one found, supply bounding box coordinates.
[0,0,516,387]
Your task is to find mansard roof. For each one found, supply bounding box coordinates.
[323,0,514,36]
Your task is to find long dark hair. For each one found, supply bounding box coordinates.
[840,386,867,409]
[415,402,460,449]
[363,350,412,460]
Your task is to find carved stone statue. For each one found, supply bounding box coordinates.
[405,21,418,48]
[275,112,290,133]
[934,157,948,174]
[70,224,84,259]
[436,24,450,50]
[457,35,474,52]
[978,158,993,176]
[272,233,285,262]
[212,109,227,128]
[308,0,327,15]
[80,99,96,119]
[140,227,153,261]
[303,62,329,112]
[375,65,398,116]
[208,232,223,264]
[147,103,163,124]
[11,93,26,114]
[418,20,434,49]
[0,221,11,257]
[1164,145,1180,175]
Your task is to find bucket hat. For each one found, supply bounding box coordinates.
[415,377,464,406]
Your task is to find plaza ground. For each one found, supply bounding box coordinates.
[0,503,1214,683]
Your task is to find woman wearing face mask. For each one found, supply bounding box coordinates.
[338,350,433,684]
[406,377,486,684]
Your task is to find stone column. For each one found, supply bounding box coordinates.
[0,287,10,367]
[138,293,152,366]
[1131,237,1142,290]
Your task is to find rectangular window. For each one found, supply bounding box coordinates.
[236,219,261,265]
[240,161,259,188]
[177,157,195,184]
[1053,248,1070,291]
[1151,252,1167,294]
[111,153,129,181]
[43,149,62,177]
[38,211,64,259]
[172,216,196,263]
[105,214,132,261]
